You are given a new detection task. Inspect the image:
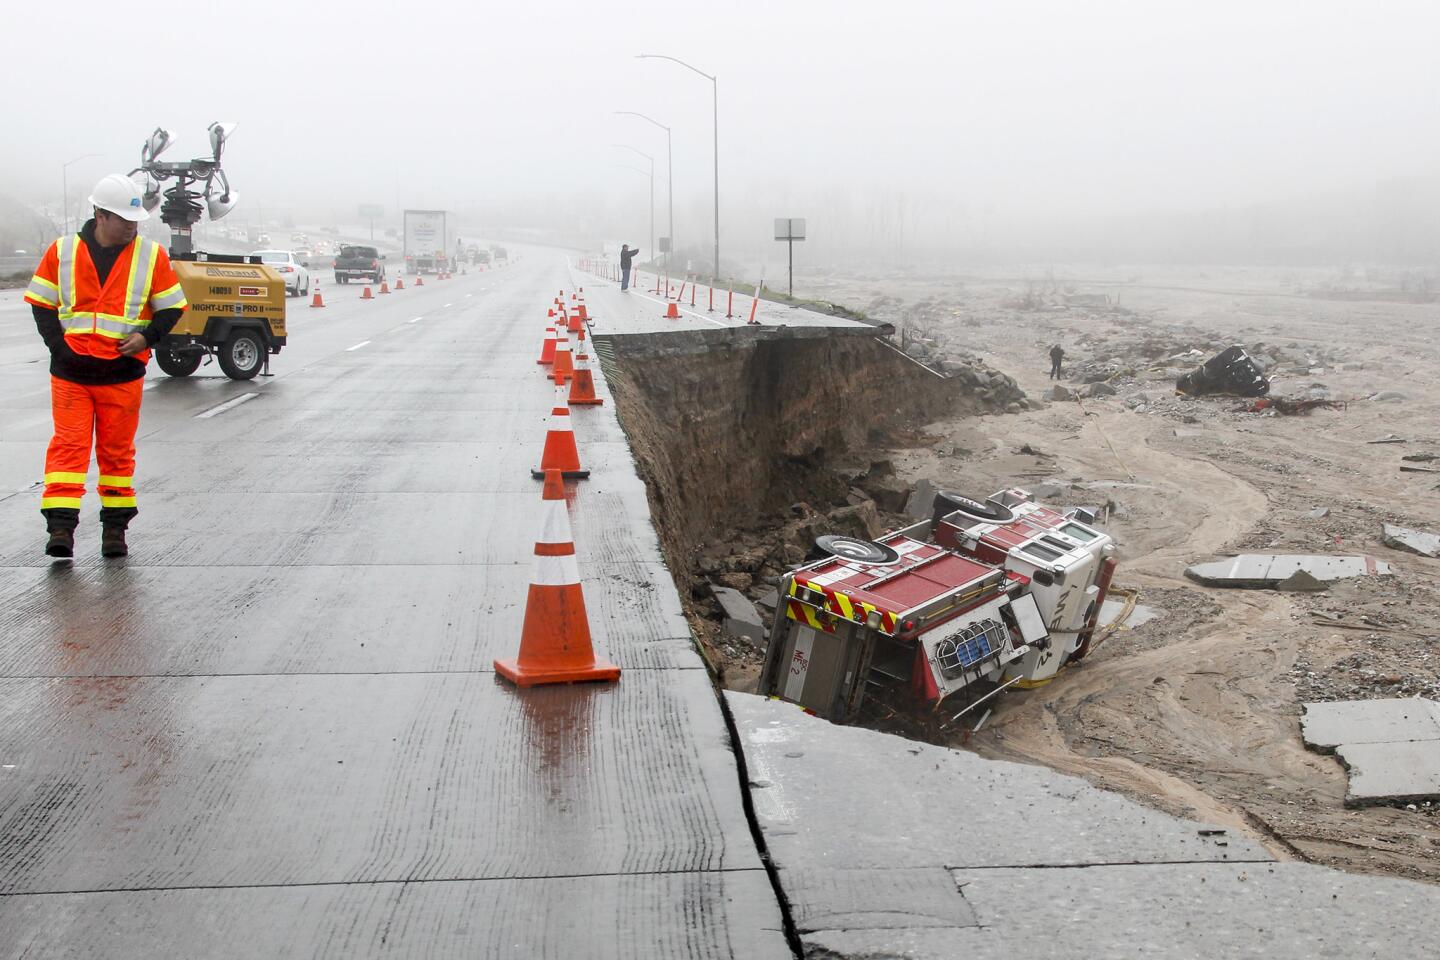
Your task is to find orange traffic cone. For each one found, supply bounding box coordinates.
[551,336,574,384]
[547,307,556,319]
[536,326,557,365]
[568,350,604,406]
[310,288,326,308]
[379,281,390,294]
[362,286,374,300]
[566,309,583,334]
[576,303,589,321]
[416,275,425,286]
[394,278,404,289]
[494,468,618,687]
[664,301,681,319]
[531,382,589,479]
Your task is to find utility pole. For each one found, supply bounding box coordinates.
[612,144,655,259]
[615,111,672,288]
[637,55,719,280]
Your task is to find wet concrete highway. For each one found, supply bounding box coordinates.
[0,257,791,957]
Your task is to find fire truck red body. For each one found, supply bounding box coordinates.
[758,488,1117,722]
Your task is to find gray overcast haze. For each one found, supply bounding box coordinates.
[4,0,1439,266]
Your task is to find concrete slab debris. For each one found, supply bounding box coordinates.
[711,584,765,644]
[729,692,1440,957]
[1185,554,1390,589]
[1301,698,1440,806]
[1368,435,1409,444]
[1307,506,1330,519]
[1301,698,1440,750]
[904,477,937,520]
[1337,741,1440,806]
[1382,523,1440,558]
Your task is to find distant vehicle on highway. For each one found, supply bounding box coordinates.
[471,247,490,265]
[334,244,386,285]
[257,233,271,245]
[491,246,508,261]
[252,249,311,298]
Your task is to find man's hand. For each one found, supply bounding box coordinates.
[117,333,148,357]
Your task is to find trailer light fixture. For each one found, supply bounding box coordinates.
[865,610,883,630]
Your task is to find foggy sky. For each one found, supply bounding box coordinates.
[6,0,1438,265]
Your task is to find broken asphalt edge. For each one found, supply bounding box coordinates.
[715,686,805,958]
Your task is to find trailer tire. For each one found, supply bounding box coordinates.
[217,329,265,380]
[155,348,202,378]
[933,491,1016,525]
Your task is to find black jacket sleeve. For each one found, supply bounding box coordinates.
[32,305,63,350]
[142,308,185,347]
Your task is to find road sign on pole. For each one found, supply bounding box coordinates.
[359,204,384,241]
[774,218,806,297]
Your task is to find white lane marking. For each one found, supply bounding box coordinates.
[409,316,422,324]
[194,393,259,419]
[346,340,372,351]
[629,289,730,328]
[443,302,453,308]
[143,381,158,391]
[465,293,473,298]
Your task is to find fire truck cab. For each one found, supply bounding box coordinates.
[758,488,1117,723]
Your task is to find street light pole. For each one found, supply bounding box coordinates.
[637,54,719,280]
[61,153,101,236]
[611,144,655,259]
[614,111,672,291]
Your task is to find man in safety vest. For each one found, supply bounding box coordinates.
[24,174,189,559]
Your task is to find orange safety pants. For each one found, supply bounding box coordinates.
[41,376,144,527]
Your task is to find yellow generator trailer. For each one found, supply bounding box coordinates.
[158,253,288,380]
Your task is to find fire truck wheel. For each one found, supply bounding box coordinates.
[218,330,265,380]
[934,491,1016,524]
[155,347,202,377]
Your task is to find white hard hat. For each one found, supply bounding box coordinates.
[88,173,150,222]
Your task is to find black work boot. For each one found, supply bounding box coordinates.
[101,525,128,558]
[45,528,75,559]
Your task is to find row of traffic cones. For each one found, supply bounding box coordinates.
[494,288,617,688]
[312,272,431,308]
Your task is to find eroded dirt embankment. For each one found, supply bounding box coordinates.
[596,327,1022,665]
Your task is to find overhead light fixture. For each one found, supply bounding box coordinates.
[143,127,175,163]
[208,121,237,159]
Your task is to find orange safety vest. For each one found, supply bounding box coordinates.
[24,233,188,363]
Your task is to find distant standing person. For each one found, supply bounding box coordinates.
[619,244,639,291]
[1049,344,1066,379]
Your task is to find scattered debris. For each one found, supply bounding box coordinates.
[1368,435,1408,444]
[1382,524,1440,559]
[1175,346,1270,398]
[1243,396,1345,415]
[711,585,766,646]
[1301,698,1440,807]
[1185,554,1391,590]
[1402,453,1439,463]
[1371,391,1409,403]
[1401,465,1440,475]
[1308,507,1331,519]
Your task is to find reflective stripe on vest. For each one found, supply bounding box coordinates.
[56,236,162,339]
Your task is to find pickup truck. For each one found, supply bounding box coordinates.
[333,244,386,285]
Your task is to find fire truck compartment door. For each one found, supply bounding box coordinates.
[1007,593,1050,645]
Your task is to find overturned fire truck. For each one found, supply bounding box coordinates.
[758,489,1117,723]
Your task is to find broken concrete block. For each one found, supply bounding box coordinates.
[1185,554,1391,589]
[1086,381,1118,398]
[1382,523,1440,558]
[1307,507,1330,519]
[1301,698,1440,751]
[711,585,765,646]
[755,586,779,611]
[904,478,937,520]
[1302,698,1440,807]
[826,501,885,541]
[1045,385,1072,401]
